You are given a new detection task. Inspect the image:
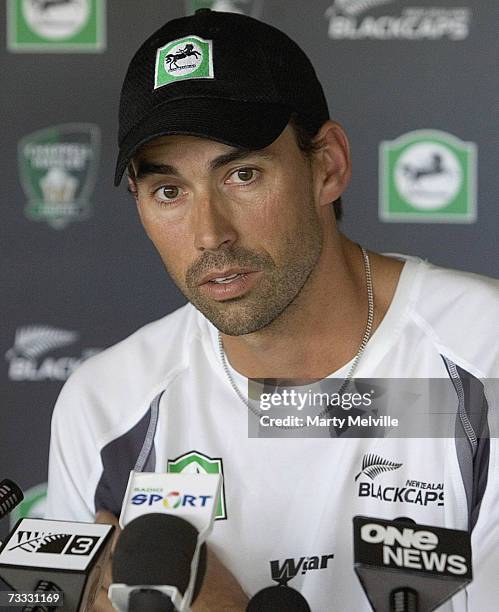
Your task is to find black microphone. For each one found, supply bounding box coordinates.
[110,513,207,612]
[0,479,24,520]
[21,579,62,612]
[353,515,472,612]
[246,585,311,612]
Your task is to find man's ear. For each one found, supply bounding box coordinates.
[127,175,138,200]
[312,120,351,208]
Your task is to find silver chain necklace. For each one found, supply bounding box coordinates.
[218,246,374,422]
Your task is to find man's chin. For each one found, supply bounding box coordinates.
[189,297,275,337]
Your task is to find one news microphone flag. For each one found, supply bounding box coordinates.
[0,479,24,520]
[353,516,472,612]
[109,470,222,611]
[0,518,115,612]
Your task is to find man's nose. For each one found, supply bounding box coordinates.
[192,190,238,252]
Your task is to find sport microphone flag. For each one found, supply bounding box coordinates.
[109,471,221,611]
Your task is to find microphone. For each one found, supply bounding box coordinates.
[0,479,24,520]
[0,517,115,612]
[109,471,221,611]
[353,515,472,612]
[21,579,62,612]
[118,470,222,532]
[110,513,207,612]
[246,585,311,611]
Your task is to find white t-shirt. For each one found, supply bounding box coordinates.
[46,255,499,611]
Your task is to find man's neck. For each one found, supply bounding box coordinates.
[220,235,405,379]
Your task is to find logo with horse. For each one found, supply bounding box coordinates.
[155,36,214,88]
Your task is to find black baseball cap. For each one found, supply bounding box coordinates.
[115,9,329,186]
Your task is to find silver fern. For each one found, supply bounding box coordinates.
[8,531,70,553]
[5,326,78,360]
[355,453,403,481]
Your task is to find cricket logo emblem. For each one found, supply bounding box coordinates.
[155,36,214,89]
[164,43,201,71]
[18,123,100,229]
[167,450,227,520]
[379,130,477,223]
[7,0,106,52]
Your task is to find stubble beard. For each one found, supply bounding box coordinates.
[167,199,324,336]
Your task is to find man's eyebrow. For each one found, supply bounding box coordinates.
[134,162,180,180]
[134,148,273,180]
[210,148,273,170]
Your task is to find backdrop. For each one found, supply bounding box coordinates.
[1,0,497,538]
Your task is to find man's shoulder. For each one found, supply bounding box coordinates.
[408,259,498,375]
[60,302,205,405]
[413,260,498,320]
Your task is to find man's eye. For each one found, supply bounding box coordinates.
[236,168,254,182]
[226,168,258,184]
[156,186,180,201]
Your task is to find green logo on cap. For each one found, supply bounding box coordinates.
[379,130,477,223]
[155,36,214,89]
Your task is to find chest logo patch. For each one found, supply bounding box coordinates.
[270,553,335,586]
[167,450,227,520]
[355,453,444,507]
[355,453,403,481]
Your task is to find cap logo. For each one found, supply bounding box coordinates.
[154,35,214,89]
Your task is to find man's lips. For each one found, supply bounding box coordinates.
[197,268,258,286]
[197,270,262,301]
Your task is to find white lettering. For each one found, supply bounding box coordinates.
[361,523,438,550]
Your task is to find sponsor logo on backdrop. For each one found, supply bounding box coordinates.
[379,130,477,223]
[355,454,445,507]
[7,0,106,52]
[270,553,335,586]
[9,483,47,530]
[186,0,264,17]
[325,0,472,41]
[18,123,100,229]
[5,325,101,381]
[167,451,227,520]
[155,36,214,89]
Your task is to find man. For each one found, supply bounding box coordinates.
[46,9,499,611]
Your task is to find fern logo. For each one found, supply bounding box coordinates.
[355,453,402,481]
[5,325,101,382]
[8,531,72,554]
[355,453,445,507]
[7,530,100,556]
[6,326,78,361]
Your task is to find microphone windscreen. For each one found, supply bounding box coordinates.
[112,513,206,598]
[246,586,311,612]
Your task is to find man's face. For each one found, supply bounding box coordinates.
[131,125,324,336]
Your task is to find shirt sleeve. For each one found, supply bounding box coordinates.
[45,374,101,523]
[465,381,499,610]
